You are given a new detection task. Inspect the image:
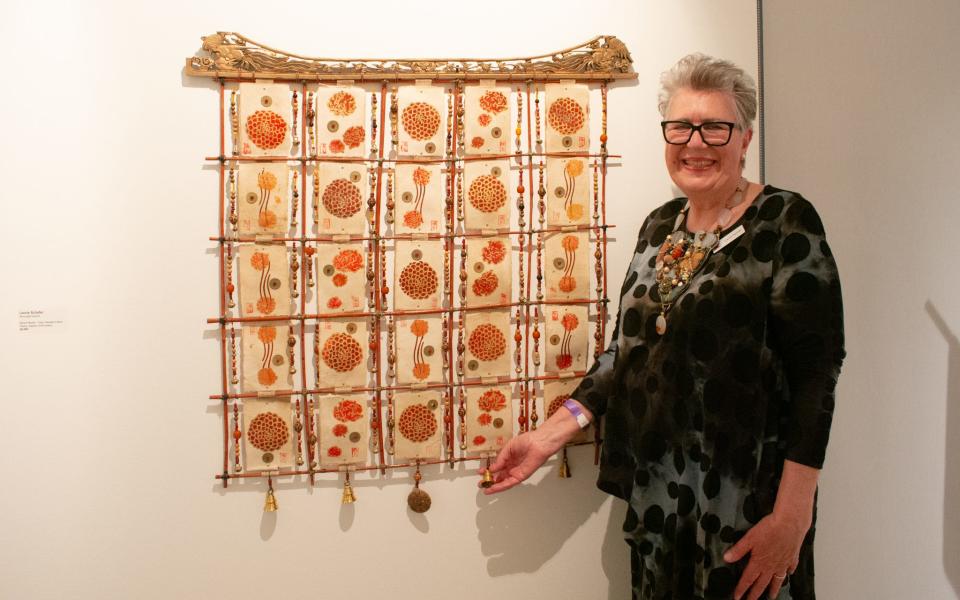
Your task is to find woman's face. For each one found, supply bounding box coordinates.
[663,88,752,199]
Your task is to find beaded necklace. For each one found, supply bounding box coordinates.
[654,178,748,335]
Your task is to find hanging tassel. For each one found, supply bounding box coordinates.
[559,447,571,479]
[407,461,431,513]
[264,475,278,512]
[341,471,357,505]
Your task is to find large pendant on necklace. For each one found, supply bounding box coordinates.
[654,231,715,336]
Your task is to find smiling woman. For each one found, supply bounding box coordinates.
[485,54,845,600]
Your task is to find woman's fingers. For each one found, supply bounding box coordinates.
[745,573,773,600]
[767,573,787,598]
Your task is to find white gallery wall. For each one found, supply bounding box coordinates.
[0,2,760,599]
[764,1,960,599]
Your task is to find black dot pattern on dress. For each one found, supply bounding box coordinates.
[566,188,843,599]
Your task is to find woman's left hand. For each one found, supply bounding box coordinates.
[724,508,811,600]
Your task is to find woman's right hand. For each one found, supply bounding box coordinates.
[480,430,558,494]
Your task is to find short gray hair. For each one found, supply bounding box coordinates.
[658,53,757,129]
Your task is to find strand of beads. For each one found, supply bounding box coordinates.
[230,91,238,156]
[291,90,300,150]
[389,88,398,153]
[290,241,300,299]
[306,91,316,158]
[593,159,603,358]
[232,401,242,472]
[290,171,299,229]
[370,92,379,160]
[229,325,239,385]
[225,242,235,309]
[228,164,237,231]
[307,395,317,470]
[293,398,304,467]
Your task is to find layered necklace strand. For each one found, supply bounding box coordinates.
[654,177,748,335]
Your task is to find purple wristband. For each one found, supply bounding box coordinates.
[562,399,590,429]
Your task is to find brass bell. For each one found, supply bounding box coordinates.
[342,479,357,505]
[558,449,571,479]
[480,468,494,489]
[264,488,279,512]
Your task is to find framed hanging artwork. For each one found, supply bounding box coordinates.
[193,33,636,510]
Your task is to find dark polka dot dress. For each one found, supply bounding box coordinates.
[570,186,845,599]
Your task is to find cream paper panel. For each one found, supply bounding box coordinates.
[463,309,511,379]
[394,239,443,311]
[315,85,367,158]
[544,83,589,154]
[544,231,589,301]
[314,162,367,235]
[237,243,291,318]
[542,378,589,443]
[315,242,366,314]
[237,162,290,235]
[394,163,444,234]
[465,384,513,454]
[393,390,443,460]
[240,323,294,393]
[463,84,511,156]
[317,393,369,467]
[239,82,293,157]
[396,315,444,385]
[465,236,512,307]
[397,85,445,157]
[545,157,590,226]
[243,396,294,471]
[463,159,511,231]
[544,304,589,374]
[316,318,368,389]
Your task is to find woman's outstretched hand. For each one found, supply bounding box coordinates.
[480,401,592,494]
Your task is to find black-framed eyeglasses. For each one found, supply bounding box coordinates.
[660,121,737,146]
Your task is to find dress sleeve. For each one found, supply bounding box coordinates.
[769,197,845,469]
[568,214,652,418]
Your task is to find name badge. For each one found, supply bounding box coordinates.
[715,225,745,252]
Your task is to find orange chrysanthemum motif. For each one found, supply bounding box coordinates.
[329,139,345,154]
[250,251,270,271]
[561,313,579,332]
[342,126,365,149]
[399,261,439,299]
[479,91,508,114]
[477,413,492,426]
[257,367,278,386]
[258,170,278,191]
[258,210,278,228]
[410,319,429,337]
[468,323,507,361]
[403,210,424,228]
[478,389,507,412]
[477,114,492,127]
[398,403,438,443]
[258,326,277,343]
[561,235,579,251]
[558,276,577,293]
[471,136,484,149]
[327,297,343,309]
[412,167,431,186]
[547,97,585,135]
[412,363,431,380]
[555,354,573,370]
[473,435,487,446]
[472,271,499,297]
[401,102,441,141]
[256,297,277,314]
[333,249,363,272]
[327,445,342,457]
[247,412,289,451]
[322,178,362,219]
[327,91,357,116]
[322,333,363,373]
[333,399,364,422]
[565,160,585,178]
[481,240,506,264]
[333,423,348,437]
[332,273,348,287]
[245,110,288,150]
[546,394,569,419]
[468,175,507,213]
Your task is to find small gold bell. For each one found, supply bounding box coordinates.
[481,468,494,489]
[559,449,571,479]
[341,479,357,505]
[264,488,278,512]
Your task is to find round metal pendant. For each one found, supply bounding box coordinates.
[260,95,273,107]
[407,488,431,513]
[327,120,339,133]
[424,142,437,154]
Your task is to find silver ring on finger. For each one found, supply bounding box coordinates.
[773,573,787,580]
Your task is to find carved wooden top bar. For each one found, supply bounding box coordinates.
[186,32,637,81]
